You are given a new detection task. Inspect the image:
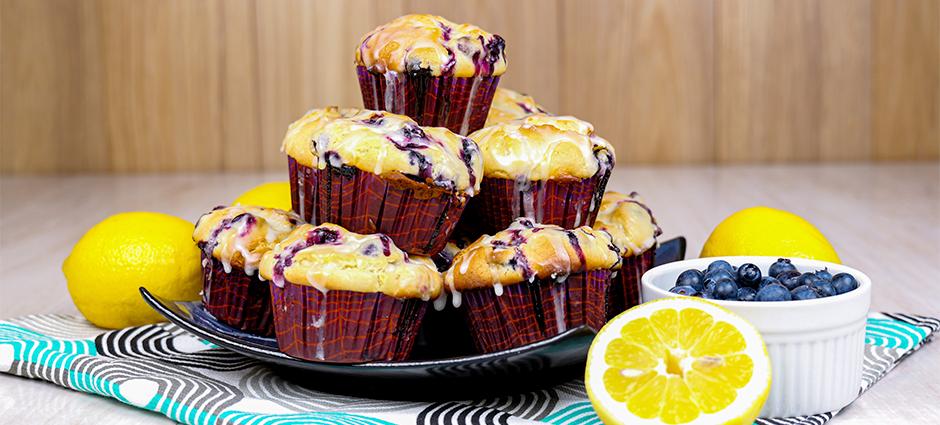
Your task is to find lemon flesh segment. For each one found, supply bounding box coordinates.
[587,298,770,425]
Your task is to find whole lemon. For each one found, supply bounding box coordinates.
[63,212,202,329]
[700,206,841,263]
[233,181,292,210]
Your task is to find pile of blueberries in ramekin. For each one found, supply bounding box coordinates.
[669,258,859,302]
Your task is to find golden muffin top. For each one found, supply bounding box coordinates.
[193,206,302,276]
[258,223,442,299]
[468,115,615,181]
[593,191,662,257]
[281,107,363,168]
[282,109,483,195]
[356,14,507,78]
[444,218,622,291]
[484,88,549,127]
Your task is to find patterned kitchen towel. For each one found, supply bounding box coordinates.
[0,312,936,425]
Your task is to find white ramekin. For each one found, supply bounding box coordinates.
[641,256,871,418]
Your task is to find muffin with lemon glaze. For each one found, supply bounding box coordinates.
[592,191,662,314]
[193,205,302,335]
[484,87,549,127]
[259,223,441,362]
[283,109,483,256]
[356,14,506,135]
[463,115,615,235]
[444,218,621,353]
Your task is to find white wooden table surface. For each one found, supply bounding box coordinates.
[1,163,938,424]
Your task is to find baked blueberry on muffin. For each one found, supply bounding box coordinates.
[259,223,441,363]
[444,218,621,353]
[592,191,662,314]
[283,109,483,256]
[193,205,301,335]
[356,14,507,135]
[484,87,549,127]
[463,115,615,235]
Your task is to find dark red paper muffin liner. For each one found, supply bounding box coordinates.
[289,158,467,256]
[269,282,427,363]
[609,249,657,319]
[201,253,274,336]
[460,270,614,353]
[357,66,500,136]
[458,168,612,236]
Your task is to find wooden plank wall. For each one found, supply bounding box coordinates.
[1,0,938,173]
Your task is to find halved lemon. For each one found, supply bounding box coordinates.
[586,298,771,424]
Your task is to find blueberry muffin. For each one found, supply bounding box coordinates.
[193,205,301,335]
[283,109,483,256]
[592,191,662,313]
[356,14,507,135]
[463,115,615,235]
[484,87,549,127]
[444,218,621,353]
[259,223,441,363]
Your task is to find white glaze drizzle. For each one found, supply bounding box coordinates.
[433,291,448,311]
[550,281,567,334]
[458,76,482,135]
[296,171,307,222]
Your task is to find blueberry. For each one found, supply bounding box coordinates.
[813,280,836,297]
[756,283,793,301]
[713,278,739,300]
[758,276,780,290]
[782,275,803,291]
[736,263,762,287]
[769,258,798,278]
[797,272,822,288]
[704,269,735,286]
[737,287,757,301]
[775,269,801,282]
[831,273,859,294]
[706,260,735,276]
[704,281,717,297]
[669,285,699,296]
[815,268,833,281]
[676,269,705,292]
[791,285,819,300]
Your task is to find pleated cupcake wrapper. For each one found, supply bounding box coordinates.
[269,281,427,363]
[356,66,500,136]
[201,253,274,336]
[288,158,467,256]
[458,168,611,237]
[610,249,657,317]
[461,270,613,353]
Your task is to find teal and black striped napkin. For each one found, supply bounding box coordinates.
[1,312,936,425]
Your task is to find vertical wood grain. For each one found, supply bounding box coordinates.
[96,0,224,172]
[716,0,873,163]
[1,0,938,173]
[1,0,108,173]
[819,0,872,161]
[219,0,263,171]
[873,0,940,159]
[561,0,715,164]
[717,0,822,163]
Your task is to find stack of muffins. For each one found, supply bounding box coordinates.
[192,14,661,363]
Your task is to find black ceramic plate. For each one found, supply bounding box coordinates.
[140,237,685,398]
